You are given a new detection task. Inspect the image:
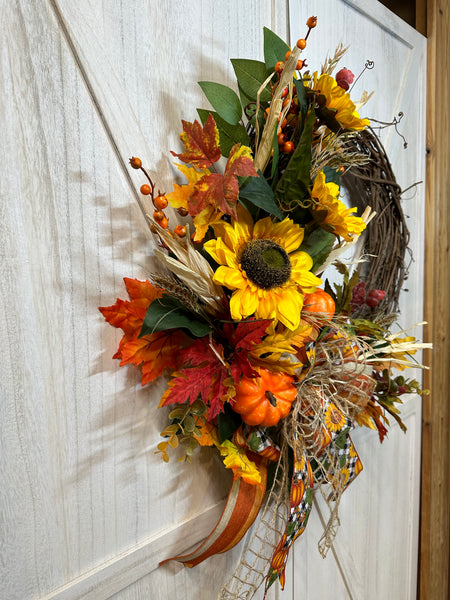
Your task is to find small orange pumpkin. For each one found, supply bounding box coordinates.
[232,368,297,427]
[303,289,335,319]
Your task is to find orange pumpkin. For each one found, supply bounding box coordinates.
[303,289,335,319]
[232,368,297,427]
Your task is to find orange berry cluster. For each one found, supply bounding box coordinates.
[272,15,316,78]
[129,156,187,237]
[267,17,317,156]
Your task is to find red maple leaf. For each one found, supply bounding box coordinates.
[231,318,272,350]
[170,113,221,169]
[158,320,272,417]
[222,318,272,381]
[188,144,258,218]
[160,338,235,419]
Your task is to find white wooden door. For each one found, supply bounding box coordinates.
[286,3,426,600]
[1,1,425,599]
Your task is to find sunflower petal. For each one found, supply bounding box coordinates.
[275,288,304,330]
[230,286,259,320]
[213,265,247,290]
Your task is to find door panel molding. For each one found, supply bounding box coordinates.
[42,503,224,600]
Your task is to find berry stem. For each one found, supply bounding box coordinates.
[140,167,155,199]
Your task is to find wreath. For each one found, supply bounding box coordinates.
[99,17,429,599]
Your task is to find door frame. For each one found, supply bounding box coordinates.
[419,0,450,598]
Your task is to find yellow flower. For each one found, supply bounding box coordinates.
[249,321,314,375]
[311,171,366,241]
[204,206,322,330]
[311,72,370,131]
[218,440,261,485]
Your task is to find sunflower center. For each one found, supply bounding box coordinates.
[240,239,291,290]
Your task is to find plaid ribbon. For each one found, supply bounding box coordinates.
[234,425,281,462]
[264,399,363,594]
[264,448,314,593]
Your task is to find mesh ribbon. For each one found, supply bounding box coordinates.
[218,320,373,599]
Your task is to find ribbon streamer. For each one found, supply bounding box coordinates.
[160,454,268,568]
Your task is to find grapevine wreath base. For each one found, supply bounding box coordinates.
[342,125,411,315]
[99,17,429,600]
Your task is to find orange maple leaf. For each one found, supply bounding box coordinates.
[193,419,218,447]
[170,113,221,169]
[189,144,258,218]
[99,278,184,385]
[118,329,186,385]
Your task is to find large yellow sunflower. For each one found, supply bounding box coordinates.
[203,206,322,330]
[311,170,366,241]
[311,72,370,131]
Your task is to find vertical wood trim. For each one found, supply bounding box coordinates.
[416,0,428,35]
[420,1,450,598]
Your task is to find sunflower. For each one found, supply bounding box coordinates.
[203,206,322,330]
[324,402,347,432]
[311,170,366,241]
[311,72,370,131]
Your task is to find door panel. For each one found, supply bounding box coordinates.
[1,1,425,599]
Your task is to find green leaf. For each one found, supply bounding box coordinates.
[263,27,290,71]
[217,403,242,443]
[231,59,272,104]
[323,165,341,185]
[140,294,211,338]
[275,109,315,207]
[294,79,309,121]
[299,227,335,273]
[183,415,196,434]
[239,172,284,220]
[236,85,266,133]
[197,109,249,157]
[198,81,242,125]
[168,408,186,421]
[168,436,179,449]
[163,424,180,435]
[190,399,207,416]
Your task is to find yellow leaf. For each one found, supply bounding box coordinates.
[217,440,261,485]
[166,163,210,210]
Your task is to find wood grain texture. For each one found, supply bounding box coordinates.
[289,2,426,598]
[1,1,426,599]
[420,1,450,598]
[1,1,287,599]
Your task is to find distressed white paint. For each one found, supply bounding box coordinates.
[0,1,425,599]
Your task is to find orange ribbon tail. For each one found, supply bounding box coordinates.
[160,456,268,568]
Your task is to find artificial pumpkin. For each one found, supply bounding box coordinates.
[303,289,335,319]
[232,368,297,427]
